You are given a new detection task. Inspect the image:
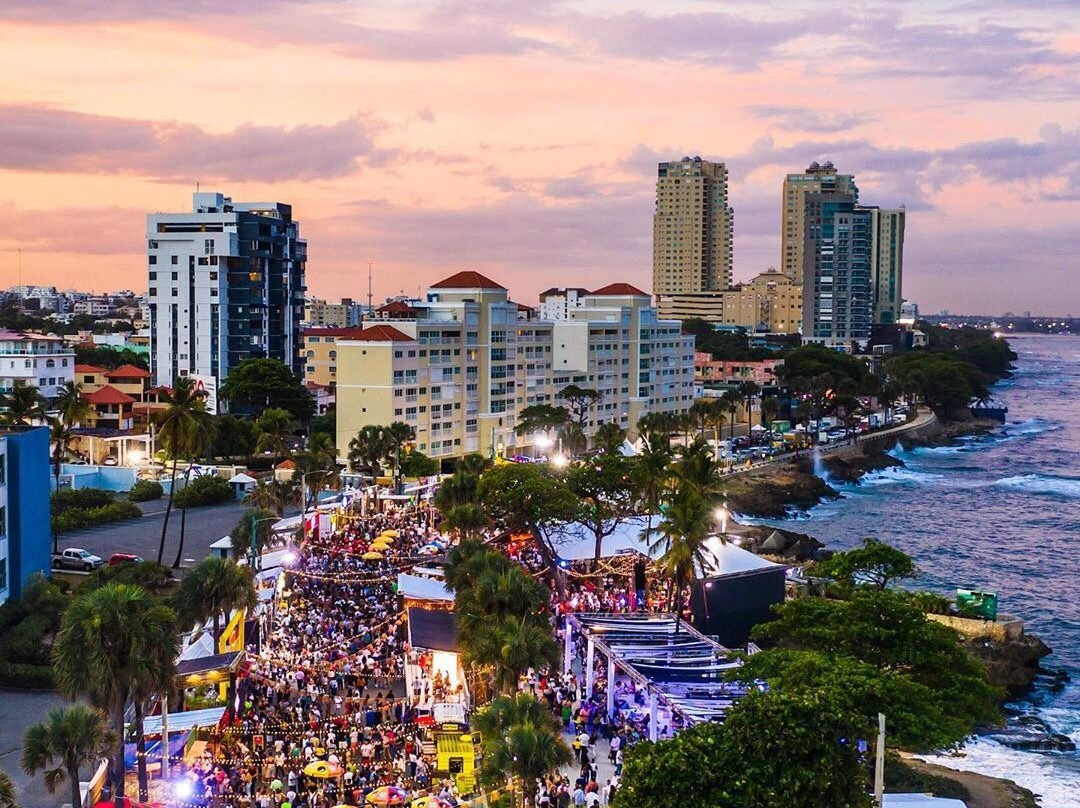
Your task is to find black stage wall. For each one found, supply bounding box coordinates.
[690,568,786,647]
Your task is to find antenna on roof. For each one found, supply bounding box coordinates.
[367,260,374,311]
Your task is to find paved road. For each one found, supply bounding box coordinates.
[55,500,253,567]
[0,689,76,808]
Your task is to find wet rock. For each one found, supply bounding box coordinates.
[983,713,1077,752]
[822,450,904,483]
[962,633,1052,698]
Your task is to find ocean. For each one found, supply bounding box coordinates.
[743,334,1080,807]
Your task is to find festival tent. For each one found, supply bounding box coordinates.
[882,797,967,808]
[397,573,454,603]
[141,707,226,735]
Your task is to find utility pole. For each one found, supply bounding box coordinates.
[874,712,886,806]
[367,260,374,312]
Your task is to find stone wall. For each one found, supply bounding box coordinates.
[926,612,1025,641]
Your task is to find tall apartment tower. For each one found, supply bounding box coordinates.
[869,207,906,325]
[781,161,858,284]
[800,193,874,350]
[146,192,306,392]
[653,157,734,295]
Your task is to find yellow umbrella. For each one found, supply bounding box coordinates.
[362,551,384,561]
[381,529,400,538]
[371,540,392,551]
[303,761,343,779]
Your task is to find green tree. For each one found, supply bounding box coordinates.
[172,557,257,647]
[255,407,298,457]
[0,384,45,424]
[778,343,868,390]
[566,453,637,560]
[811,538,919,592]
[54,381,91,426]
[477,463,579,593]
[347,424,392,477]
[52,583,178,808]
[21,704,113,808]
[720,389,744,440]
[212,414,259,459]
[760,395,780,430]
[751,588,1000,746]
[557,384,601,429]
[472,694,572,803]
[435,455,491,538]
[614,689,873,808]
[218,358,314,421]
[231,508,278,558]
[0,771,16,808]
[400,449,438,478]
[738,380,761,429]
[309,406,336,443]
[592,420,626,454]
[648,483,716,632]
[514,403,570,436]
[669,438,722,501]
[383,421,416,491]
[48,417,73,553]
[153,377,212,565]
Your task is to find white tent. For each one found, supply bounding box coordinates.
[228,472,257,484]
[883,796,967,808]
[617,438,637,457]
[397,573,454,603]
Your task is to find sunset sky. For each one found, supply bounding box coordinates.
[1,0,1077,314]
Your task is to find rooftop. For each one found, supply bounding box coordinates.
[338,324,413,342]
[105,364,151,379]
[430,270,506,290]
[82,385,137,405]
[74,364,108,374]
[590,282,650,297]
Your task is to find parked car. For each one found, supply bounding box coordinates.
[107,553,144,566]
[102,456,118,466]
[51,548,104,571]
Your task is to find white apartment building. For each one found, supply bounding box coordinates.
[0,331,76,399]
[335,272,695,464]
[538,287,589,320]
[146,192,306,389]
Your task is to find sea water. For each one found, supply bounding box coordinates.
[743,335,1080,806]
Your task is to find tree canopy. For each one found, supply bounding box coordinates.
[811,537,919,592]
[218,358,314,421]
[779,343,868,390]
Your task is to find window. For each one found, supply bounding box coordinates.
[171,255,178,265]
[149,288,157,296]
[204,238,214,255]
[0,558,6,592]
[148,256,157,265]
[149,272,157,281]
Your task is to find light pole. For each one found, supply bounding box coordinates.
[713,503,729,536]
[249,515,279,571]
[300,468,334,547]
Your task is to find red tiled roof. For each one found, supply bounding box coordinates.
[590,283,649,296]
[347,325,414,342]
[105,364,151,378]
[304,327,370,338]
[276,459,297,470]
[377,300,415,313]
[83,385,136,405]
[75,364,108,374]
[430,270,506,290]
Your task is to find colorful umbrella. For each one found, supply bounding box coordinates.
[417,544,441,556]
[411,798,452,808]
[371,540,392,550]
[303,760,344,778]
[361,551,384,561]
[366,786,408,805]
[381,530,400,538]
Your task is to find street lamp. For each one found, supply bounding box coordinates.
[249,515,279,571]
[551,452,569,469]
[714,503,729,535]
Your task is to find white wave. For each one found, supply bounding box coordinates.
[1003,418,1063,438]
[918,736,1080,808]
[854,467,945,487]
[994,474,1080,499]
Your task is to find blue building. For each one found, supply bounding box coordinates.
[0,426,51,604]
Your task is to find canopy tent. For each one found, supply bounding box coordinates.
[397,573,454,603]
[141,707,226,735]
[882,797,968,808]
[551,516,784,578]
[617,438,637,457]
[124,731,189,767]
[565,613,748,736]
[228,472,257,484]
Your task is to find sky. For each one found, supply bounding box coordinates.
[0,0,1077,315]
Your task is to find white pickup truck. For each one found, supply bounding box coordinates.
[51,548,104,571]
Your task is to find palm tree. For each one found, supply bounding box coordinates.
[671,439,722,502]
[442,503,489,538]
[347,424,391,477]
[720,390,744,441]
[255,407,298,457]
[22,704,113,808]
[738,381,761,430]
[153,377,209,564]
[472,694,572,805]
[53,381,91,428]
[52,583,178,808]
[0,771,16,808]
[592,421,625,454]
[648,484,716,634]
[173,411,217,569]
[0,384,45,424]
[383,421,415,492]
[172,556,257,647]
[760,395,780,431]
[130,604,178,800]
[243,477,296,518]
[699,399,728,458]
[48,417,73,553]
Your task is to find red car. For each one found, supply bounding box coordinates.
[107,553,144,566]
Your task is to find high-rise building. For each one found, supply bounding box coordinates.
[538,288,589,320]
[653,157,734,295]
[334,271,695,465]
[781,161,858,285]
[868,207,905,325]
[305,297,363,328]
[0,426,50,605]
[146,192,306,390]
[657,269,802,334]
[800,194,874,349]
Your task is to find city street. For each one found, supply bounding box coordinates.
[53,501,255,567]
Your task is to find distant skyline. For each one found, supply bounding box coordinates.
[0,0,1077,314]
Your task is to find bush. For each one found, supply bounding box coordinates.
[129,479,164,502]
[5,614,52,665]
[53,500,142,533]
[173,474,233,508]
[906,590,953,615]
[52,488,114,512]
[84,561,174,593]
[0,658,54,689]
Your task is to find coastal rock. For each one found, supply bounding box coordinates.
[985,712,1076,753]
[822,450,905,483]
[719,460,838,518]
[963,633,1052,697]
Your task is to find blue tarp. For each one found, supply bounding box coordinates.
[123,730,189,768]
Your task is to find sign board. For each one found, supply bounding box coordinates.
[957,589,998,621]
[191,374,218,414]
